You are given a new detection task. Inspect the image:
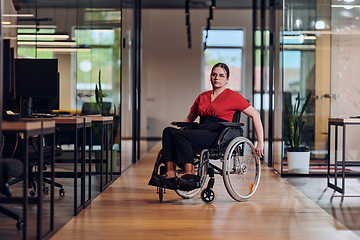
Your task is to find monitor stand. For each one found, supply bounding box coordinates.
[20,97,33,118]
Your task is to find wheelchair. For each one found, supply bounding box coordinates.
[150,111,261,204]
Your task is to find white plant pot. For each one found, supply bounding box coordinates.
[287,151,310,174]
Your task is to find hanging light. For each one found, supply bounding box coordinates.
[17,32,70,40]
[212,0,216,9]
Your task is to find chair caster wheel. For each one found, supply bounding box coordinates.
[201,188,216,204]
[43,187,49,195]
[59,188,65,196]
[29,190,36,197]
[16,219,24,230]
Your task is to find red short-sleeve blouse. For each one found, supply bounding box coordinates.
[190,88,250,122]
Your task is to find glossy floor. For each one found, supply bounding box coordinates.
[50,142,360,240]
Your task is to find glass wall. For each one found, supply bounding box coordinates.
[279,0,360,175]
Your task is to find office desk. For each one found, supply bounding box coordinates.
[327,117,360,196]
[49,117,89,216]
[23,116,93,215]
[74,116,92,208]
[1,120,55,240]
[87,115,114,192]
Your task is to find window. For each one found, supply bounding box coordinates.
[202,29,244,92]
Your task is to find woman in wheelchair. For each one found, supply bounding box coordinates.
[148,62,264,192]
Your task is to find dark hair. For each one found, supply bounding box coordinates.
[211,62,230,79]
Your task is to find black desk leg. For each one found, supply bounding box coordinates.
[22,135,29,240]
[36,133,43,240]
[81,127,85,209]
[335,125,338,188]
[86,126,92,208]
[342,124,346,194]
[50,131,55,231]
[100,123,103,192]
[73,126,78,216]
[327,122,331,186]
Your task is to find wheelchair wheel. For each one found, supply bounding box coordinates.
[200,188,216,204]
[153,150,168,201]
[175,149,209,199]
[222,137,261,202]
[158,187,164,202]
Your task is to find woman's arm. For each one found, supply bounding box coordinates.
[184,112,197,122]
[242,106,264,158]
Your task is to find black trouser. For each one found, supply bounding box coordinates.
[161,117,225,166]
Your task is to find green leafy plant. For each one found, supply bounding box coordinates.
[283,92,311,148]
[93,70,116,149]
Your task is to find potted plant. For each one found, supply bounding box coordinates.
[93,70,117,173]
[284,92,312,174]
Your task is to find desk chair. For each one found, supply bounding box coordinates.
[3,131,65,196]
[0,157,24,229]
[80,102,113,146]
[81,102,111,116]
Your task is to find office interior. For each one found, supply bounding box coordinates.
[1,0,360,239]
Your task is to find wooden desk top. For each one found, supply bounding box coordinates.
[73,116,92,124]
[329,117,360,124]
[83,115,113,123]
[2,120,42,131]
[51,116,84,125]
[20,118,56,129]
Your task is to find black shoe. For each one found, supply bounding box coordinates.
[148,175,177,190]
[176,174,201,190]
[148,174,166,188]
[164,177,177,190]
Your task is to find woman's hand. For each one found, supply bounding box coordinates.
[255,141,264,158]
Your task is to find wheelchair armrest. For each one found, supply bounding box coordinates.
[171,122,199,128]
[219,122,244,127]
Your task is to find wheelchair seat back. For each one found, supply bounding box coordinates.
[218,111,244,151]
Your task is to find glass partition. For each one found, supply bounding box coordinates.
[1,1,125,238]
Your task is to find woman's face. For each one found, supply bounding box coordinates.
[210,67,228,90]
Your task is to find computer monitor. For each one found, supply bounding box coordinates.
[3,40,16,101]
[2,40,18,120]
[32,72,60,113]
[14,59,59,117]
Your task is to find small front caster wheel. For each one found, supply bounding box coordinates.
[201,188,216,204]
[29,190,36,197]
[16,219,24,230]
[43,186,50,195]
[157,187,165,202]
[59,188,65,196]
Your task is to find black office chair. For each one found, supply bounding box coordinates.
[0,156,24,229]
[81,102,111,116]
[2,131,65,196]
[80,101,113,146]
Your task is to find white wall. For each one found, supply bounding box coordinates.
[142,9,253,138]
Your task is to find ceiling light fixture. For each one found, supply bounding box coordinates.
[17,41,77,46]
[2,25,57,29]
[36,47,91,52]
[2,14,34,17]
[185,0,191,48]
[212,0,216,9]
[331,4,360,7]
[17,32,70,40]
